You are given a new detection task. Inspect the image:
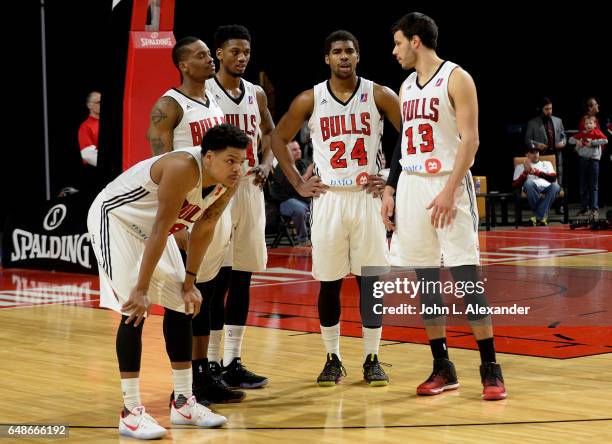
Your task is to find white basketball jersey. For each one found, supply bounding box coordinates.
[399,61,465,175]
[206,77,261,173]
[308,78,384,187]
[100,146,226,238]
[162,88,226,148]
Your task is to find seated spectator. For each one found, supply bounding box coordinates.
[270,141,313,246]
[570,115,608,218]
[525,97,566,184]
[512,147,560,226]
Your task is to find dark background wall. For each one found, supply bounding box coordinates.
[4,1,611,228]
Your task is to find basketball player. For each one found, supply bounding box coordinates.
[203,25,275,389]
[147,37,245,403]
[271,30,401,386]
[87,124,248,439]
[383,12,507,400]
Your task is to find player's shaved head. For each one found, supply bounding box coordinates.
[172,36,201,69]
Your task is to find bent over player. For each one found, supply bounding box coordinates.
[88,124,248,439]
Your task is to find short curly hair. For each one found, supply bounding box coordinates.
[201,124,249,154]
[214,25,251,50]
[324,30,360,55]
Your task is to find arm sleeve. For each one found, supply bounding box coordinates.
[591,139,608,146]
[386,122,403,190]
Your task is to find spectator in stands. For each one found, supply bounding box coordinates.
[270,141,313,246]
[571,115,608,218]
[512,147,560,226]
[580,97,601,131]
[525,97,566,185]
[78,91,100,167]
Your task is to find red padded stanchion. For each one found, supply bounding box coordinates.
[122,0,178,170]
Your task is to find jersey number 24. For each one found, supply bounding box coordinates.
[329,137,367,169]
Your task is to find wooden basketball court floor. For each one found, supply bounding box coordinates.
[1,226,611,443]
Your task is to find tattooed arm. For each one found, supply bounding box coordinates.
[147,96,183,155]
[182,186,237,284]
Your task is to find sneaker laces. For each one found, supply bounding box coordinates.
[483,364,503,385]
[321,358,347,378]
[365,361,388,378]
[427,361,449,381]
[142,412,160,426]
[233,360,259,378]
[187,396,214,417]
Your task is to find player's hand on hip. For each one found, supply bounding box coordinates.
[296,176,328,198]
[362,174,386,198]
[182,285,202,318]
[247,164,271,189]
[427,188,457,229]
[123,288,152,327]
[381,194,396,231]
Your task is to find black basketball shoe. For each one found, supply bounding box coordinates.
[221,357,268,389]
[316,353,347,387]
[363,353,390,387]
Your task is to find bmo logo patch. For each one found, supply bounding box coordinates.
[355,172,369,186]
[329,178,354,186]
[425,158,442,174]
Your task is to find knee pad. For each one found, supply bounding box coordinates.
[318,279,342,327]
[163,309,192,362]
[116,316,144,372]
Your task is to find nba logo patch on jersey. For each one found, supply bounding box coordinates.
[435,78,443,87]
[248,96,253,104]
[360,93,368,102]
[185,103,193,110]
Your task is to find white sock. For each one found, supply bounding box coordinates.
[172,368,192,401]
[320,324,341,360]
[208,329,223,364]
[363,326,382,360]
[121,378,141,411]
[223,325,245,366]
